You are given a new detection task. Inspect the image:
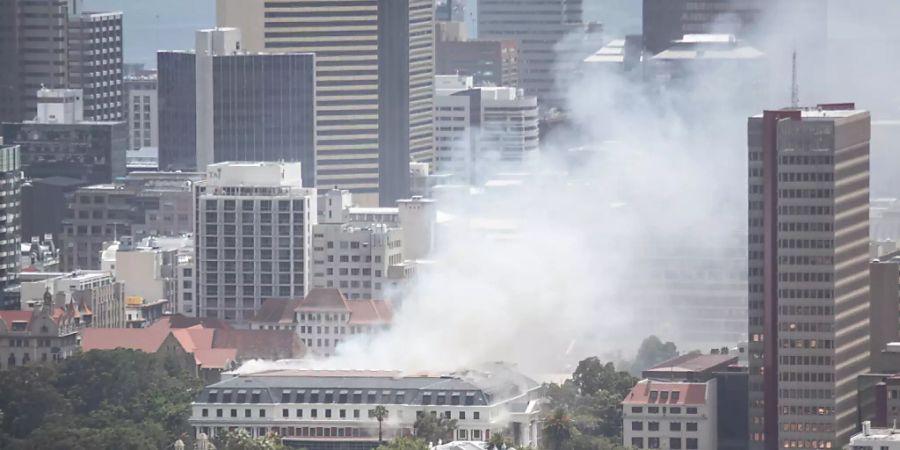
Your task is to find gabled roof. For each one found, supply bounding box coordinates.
[154,314,232,330]
[0,310,37,330]
[251,298,302,324]
[347,299,392,325]
[81,326,172,353]
[295,288,349,311]
[193,348,238,369]
[211,329,304,361]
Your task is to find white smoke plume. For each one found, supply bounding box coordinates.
[237,0,900,378]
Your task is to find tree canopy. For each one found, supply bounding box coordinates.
[414,411,458,444]
[0,349,202,450]
[628,335,678,376]
[212,429,288,450]
[542,357,637,450]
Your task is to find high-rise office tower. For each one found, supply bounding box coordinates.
[217,0,435,206]
[748,104,871,450]
[67,11,124,121]
[194,162,316,323]
[157,29,317,185]
[0,142,23,309]
[0,0,124,122]
[477,0,590,110]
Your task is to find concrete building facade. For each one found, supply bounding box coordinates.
[477,0,589,109]
[435,40,519,88]
[217,0,435,206]
[60,171,203,271]
[125,73,158,151]
[189,365,544,449]
[434,75,539,182]
[0,0,124,122]
[158,29,317,184]
[747,105,872,450]
[1,88,127,185]
[194,162,316,323]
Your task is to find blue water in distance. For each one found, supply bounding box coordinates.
[84,0,215,69]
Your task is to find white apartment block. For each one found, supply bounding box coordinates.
[194,162,316,323]
[188,365,543,449]
[311,224,402,301]
[294,288,391,357]
[177,251,196,316]
[125,74,158,150]
[623,379,717,450]
[434,75,539,182]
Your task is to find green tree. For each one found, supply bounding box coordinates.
[212,429,287,450]
[0,349,202,449]
[414,411,457,444]
[544,358,637,444]
[629,336,678,375]
[542,408,573,450]
[375,436,430,450]
[572,357,636,397]
[372,405,389,443]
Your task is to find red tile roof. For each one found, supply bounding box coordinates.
[251,298,302,324]
[295,288,349,311]
[646,354,738,374]
[622,380,708,405]
[211,329,304,360]
[0,310,36,330]
[347,299,392,325]
[193,348,238,369]
[81,326,172,353]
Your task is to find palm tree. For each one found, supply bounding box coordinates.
[487,432,512,450]
[542,408,573,450]
[373,405,389,443]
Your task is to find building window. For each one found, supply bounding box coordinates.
[245,409,251,418]
[669,438,682,449]
[670,422,681,432]
[283,409,289,418]
[202,409,208,417]
[648,437,660,449]
[686,438,698,449]
[648,422,659,432]
[259,409,266,418]
[686,422,698,432]
[216,409,223,418]
[631,438,644,449]
[631,407,643,413]
[686,407,698,414]
[231,409,237,418]
[631,422,643,431]
[473,412,480,420]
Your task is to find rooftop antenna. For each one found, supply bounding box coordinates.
[790,50,799,108]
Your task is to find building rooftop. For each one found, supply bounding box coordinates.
[201,364,540,408]
[646,354,738,375]
[583,39,626,64]
[751,104,867,120]
[622,380,709,406]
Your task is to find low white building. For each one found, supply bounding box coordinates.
[847,422,900,449]
[188,364,543,449]
[621,354,740,450]
[434,75,539,182]
[311,190,432,301]
[623,379,716,450]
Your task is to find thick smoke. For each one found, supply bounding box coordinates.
[238,0,900,378]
